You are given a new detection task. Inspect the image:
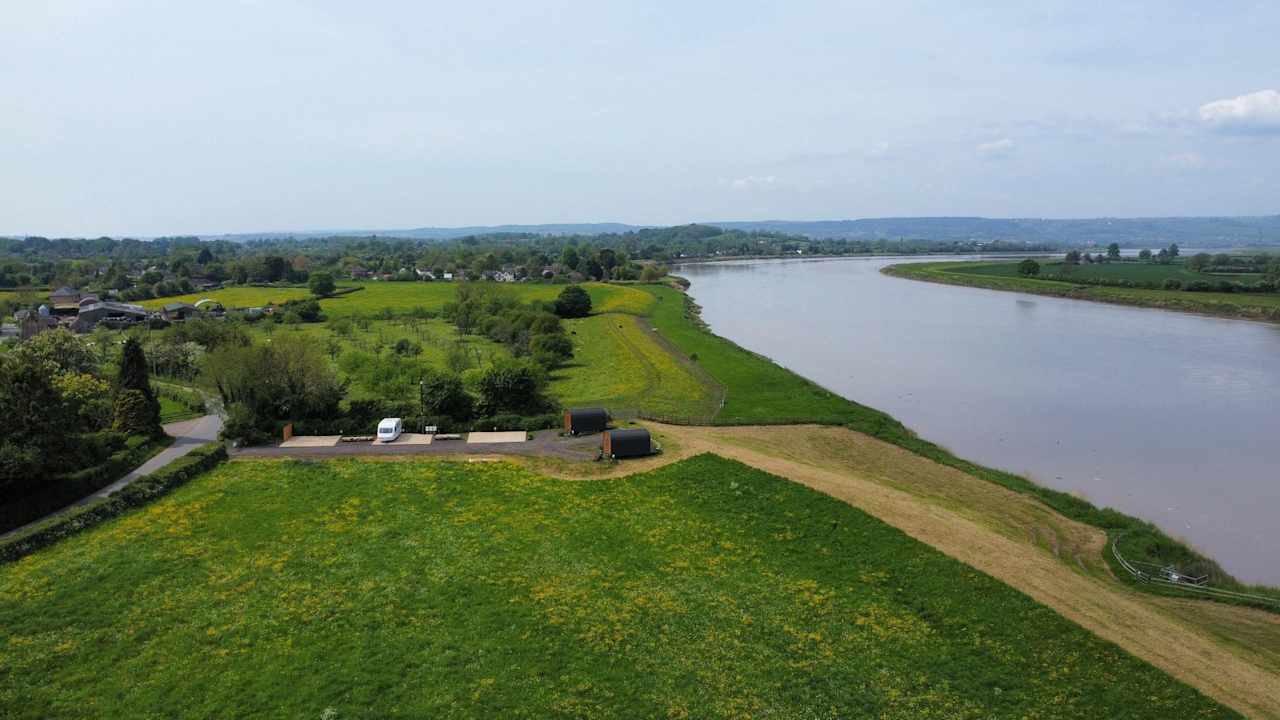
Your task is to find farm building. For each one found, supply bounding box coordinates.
[602,428,652,459]
[564,407,610,435]
[73,301,148,332]
[161,302,199,321]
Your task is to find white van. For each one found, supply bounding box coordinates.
[376,417,403,443]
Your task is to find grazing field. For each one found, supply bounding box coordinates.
[957,260,1236,283]
[885,261,1280,322]
[137,285,313,310]
[550,314,720,419]
[0,455,1233,718]
[135,281,653,318]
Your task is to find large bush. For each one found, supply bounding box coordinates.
[204,335,344,443]
[475,358,555,416]
[554,285,592,318]
[419,369,474,421]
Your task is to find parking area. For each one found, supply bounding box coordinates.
[235,429,604,461]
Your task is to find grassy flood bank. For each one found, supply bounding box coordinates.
[640,283,1280,610]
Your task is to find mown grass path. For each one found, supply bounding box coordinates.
[550,313,721,419]
[626,424,1280,720]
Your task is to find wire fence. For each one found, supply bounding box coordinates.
[1110,532,1279,608]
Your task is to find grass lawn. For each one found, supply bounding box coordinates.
[550,314,720,419]
[0,455,1232,719]
[157,394,200,423]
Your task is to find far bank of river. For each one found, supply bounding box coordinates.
[884,260,1280,324]
[677,255,1280,585]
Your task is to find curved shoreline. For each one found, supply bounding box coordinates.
[882,260,1280,324]
[663,271,1280,608]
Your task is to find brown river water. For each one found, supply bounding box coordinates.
[678,256,1280,585]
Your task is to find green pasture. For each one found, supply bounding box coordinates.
[0,455,1231,719]
[549,314,720,418]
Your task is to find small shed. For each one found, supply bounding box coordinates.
[564,407,610,435]
[603,428,652,459]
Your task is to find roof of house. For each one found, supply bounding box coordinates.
[164,302,197,311]
[51,286,78,296]
[79,301,148,316]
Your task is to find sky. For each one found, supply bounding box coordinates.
[2,1,1279,237]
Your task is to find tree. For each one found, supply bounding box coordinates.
[13,329,96,376]
[1212,253,1231,267]
[1107,243,1121,259]
[1138,249,1153,261]
[204,335,343,442]
[308,271,336,297]
[196,247,214,265]
[530,333,574,368]
[112,389,156,435]
[475,358,552,416]
[639,264,667,282]
[560,246,580,271]
[554,285,592,318]
[1168,243,1180,258]
[0,354,72,492]
[1063,250,1081,265]
[419,369,473,421]
[1017,258,1041,276]
[55,372,113,431]
[1188,253,1212,272]
[117,338,162,435]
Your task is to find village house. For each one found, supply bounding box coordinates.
[15,307,59,339]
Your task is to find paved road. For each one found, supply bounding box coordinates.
[87,414,223,502]
[1,414,223,540]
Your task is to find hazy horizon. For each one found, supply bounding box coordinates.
[4,2,1279,237]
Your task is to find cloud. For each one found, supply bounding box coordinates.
[727,175,780,190]
[1198,89,1280,134]
[976,138,1015,158]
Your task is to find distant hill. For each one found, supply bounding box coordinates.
[709,216,1280,248]
[199,215,1280,248]
[202,223,647,243]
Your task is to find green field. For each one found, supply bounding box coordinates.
[958,260,1239,283]
[885,261,1280,322]
[138,281,655,318]
[550,314,720,418]
[0,455,1231,718]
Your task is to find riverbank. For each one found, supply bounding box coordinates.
[883,260,1280,323]
[645,280,1280,609]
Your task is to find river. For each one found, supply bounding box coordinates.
[677,256,1280,585]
